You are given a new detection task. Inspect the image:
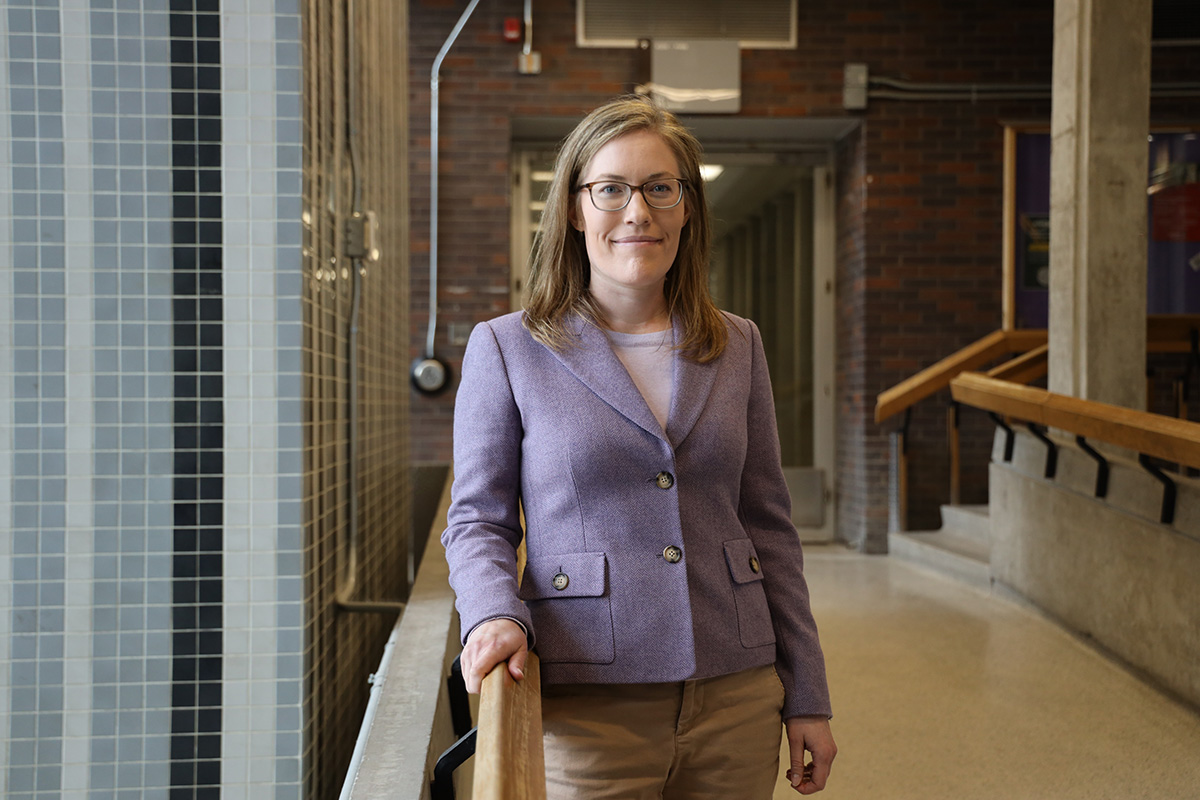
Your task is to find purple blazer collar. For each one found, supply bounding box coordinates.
[549,313,718,447]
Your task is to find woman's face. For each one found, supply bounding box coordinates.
[570,130,689,305]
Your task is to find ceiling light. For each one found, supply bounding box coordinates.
[700,164,725,181]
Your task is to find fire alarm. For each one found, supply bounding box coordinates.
[503,17,521,42]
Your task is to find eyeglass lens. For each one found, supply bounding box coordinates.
[588,179,683,210]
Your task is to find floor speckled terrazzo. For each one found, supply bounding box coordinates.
[774,548,1200,800]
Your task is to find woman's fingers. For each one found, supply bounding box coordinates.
[784,716,837,794]
[462,618,528,693]
[506,644,528,681]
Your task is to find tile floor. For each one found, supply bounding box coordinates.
[774,547,1200,800]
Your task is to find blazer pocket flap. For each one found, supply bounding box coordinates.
[519,552,608,601]
[724,539,765,585]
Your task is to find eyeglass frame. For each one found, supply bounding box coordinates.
[576,178,688,211]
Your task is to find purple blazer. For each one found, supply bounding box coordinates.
[442,310,832,719]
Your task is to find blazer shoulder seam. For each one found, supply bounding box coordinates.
[476,319,519,397]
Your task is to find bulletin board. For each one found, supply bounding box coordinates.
[1002,127,1200,330]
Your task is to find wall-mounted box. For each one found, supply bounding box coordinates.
[650,40,740,114]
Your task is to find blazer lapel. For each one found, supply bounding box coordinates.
[550,315,667,442]
[666,315,718,448]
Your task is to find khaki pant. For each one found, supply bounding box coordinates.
[541,665,785,800]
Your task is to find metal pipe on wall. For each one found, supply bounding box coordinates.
[867,73,1200,102]
[413,0,485,395]
[338,0,405,615]
[524,0,533,57]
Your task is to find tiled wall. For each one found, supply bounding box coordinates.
[5,2,182,795]
[299,1,411,797]
[221,1,306,798]
[1,1,410,798]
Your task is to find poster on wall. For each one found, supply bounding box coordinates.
[1019,213,1050,290]
[1010,131,1200,329]
[1150,183,1200,242]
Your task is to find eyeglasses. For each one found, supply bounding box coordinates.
[578,178,687,211]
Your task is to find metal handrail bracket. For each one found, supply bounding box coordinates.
[989,412,1016,462]
[1025,422,1058,479]
[1138,454,1177,526]
[431,728,478,800]
[1074,436,1110,498]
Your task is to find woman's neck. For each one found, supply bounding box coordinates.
[592,288,671,334]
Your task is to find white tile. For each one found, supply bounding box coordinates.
[248,756,274,783]
[225,218,250,246]
[61,763,90,794]
[65,502,91,528]
[63,706,91,740]
[251,500,276,528]
[251,552,274,579]
[251,373,274,398]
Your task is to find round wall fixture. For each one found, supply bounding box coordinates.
[411,357,451,395]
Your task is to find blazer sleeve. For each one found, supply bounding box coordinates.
[441,321,536,646]
[738,319,832,719]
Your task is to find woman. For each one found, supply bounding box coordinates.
[442,96,836,798]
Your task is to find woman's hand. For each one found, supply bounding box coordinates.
[461,618,529,694]
[784,716,837,794]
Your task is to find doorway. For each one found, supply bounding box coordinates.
[706,158,836,541]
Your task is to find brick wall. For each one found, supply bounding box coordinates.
[834,126,875,548]
[408,0,1200,550]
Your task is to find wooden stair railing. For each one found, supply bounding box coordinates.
[986,343,1048,384]
[951,371,1200,525]
[875,329,1047,424]
[473,652,547,800]
[876,315,1200,425]
[950,372,1200,469]
[875,315,1200,528]
[876,329,1046,512]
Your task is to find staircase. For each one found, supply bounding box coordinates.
[888,504,992,590]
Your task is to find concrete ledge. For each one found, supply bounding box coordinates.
[938,503,990,544]
[992,427,1200,539]
[344,470,464,800]
[990,432,1200,708]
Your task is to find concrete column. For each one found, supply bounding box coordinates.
[1048,0,1151,408]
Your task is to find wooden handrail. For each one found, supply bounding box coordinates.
[875,315,1200,424]
[875,329,1047,423]
[986,343,1048,385]
[950,372,1200,468]
[876,315,1200,529]
[473,652,546,800]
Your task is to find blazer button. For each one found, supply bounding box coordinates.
[749,556,761,574]
[655,471,675,490]
[663,545,683,563]
[552,572,569,590]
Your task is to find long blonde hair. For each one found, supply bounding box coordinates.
[523,96,728,363]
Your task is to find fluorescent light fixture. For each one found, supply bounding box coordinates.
[700,164,725,181]
[529,201,547,212]
[532,170,555,182]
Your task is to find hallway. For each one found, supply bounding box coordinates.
[775,549,1200,800]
